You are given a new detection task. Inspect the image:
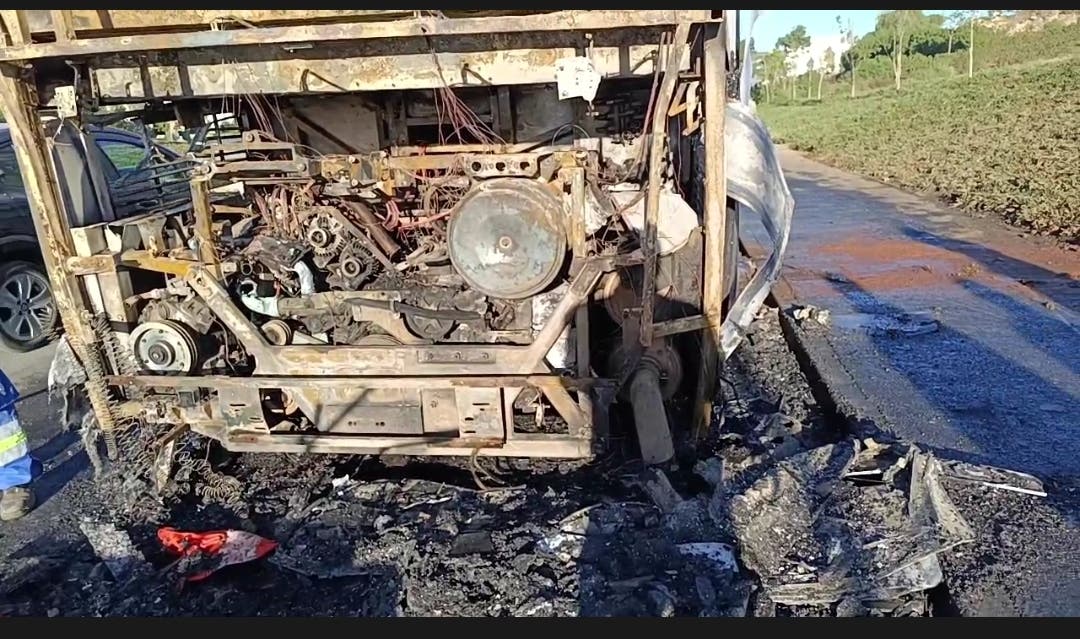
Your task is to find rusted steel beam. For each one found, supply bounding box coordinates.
[574,304,594,433]
[386,154,459,172]
[566,165,596,437]
[66,254,117,276]
[566,166,587,258]
[652,314,711,338]
[107,374,607,391]
[521,258,608,371]
[0,11,31,46]
[189,179,221,279]
[692,25,728,442]
[211,430,593,458]
[393,143,539,155]
[538,383,589,437]
[18,10,417,35]
[121,253,201,277]
[639,21,692,348]
[0,10,713,61]
[49,10,75,41]
[67,252,205,278]
[91,43,686,100]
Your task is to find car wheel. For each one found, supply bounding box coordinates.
[0,260,59,352]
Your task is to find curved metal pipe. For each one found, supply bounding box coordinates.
[629,363,675,466]
[292,261,315,295]
[238,279,280,317]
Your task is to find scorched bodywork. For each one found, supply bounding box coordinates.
[0,10,792,471]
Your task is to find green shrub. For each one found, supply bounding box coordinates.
[760,60,1080,242]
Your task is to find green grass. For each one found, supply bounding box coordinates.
[760,59,1080,242]
[101,144,147,170]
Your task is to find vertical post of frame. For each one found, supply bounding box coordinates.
[0,61,120,452]
[0,64,87,343]
[639,21,692,348]
[692,20,728,441]
[190,178,221,279]
[49,10,76,42]
[0,11,31,46]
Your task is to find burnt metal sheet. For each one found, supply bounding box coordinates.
[14,10,422,34]
[89,42,692,99]
[290,386,425,435]
[720,101,795,359]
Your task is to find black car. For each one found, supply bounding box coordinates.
[0,124,179,351]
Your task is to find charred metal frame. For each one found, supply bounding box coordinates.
[0,10,730,460]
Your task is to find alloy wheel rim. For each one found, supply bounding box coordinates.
[0,269,55,342]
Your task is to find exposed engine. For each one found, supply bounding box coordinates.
[111,79,703,445]
[9,11,777,465]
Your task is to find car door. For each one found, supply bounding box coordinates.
[0,123,181,350]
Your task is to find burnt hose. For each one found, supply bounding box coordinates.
[346,297,482,321]
[344,201,400,257]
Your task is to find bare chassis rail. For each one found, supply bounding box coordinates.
[0,10,732,460]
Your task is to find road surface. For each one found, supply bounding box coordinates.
[742,147,1080,616]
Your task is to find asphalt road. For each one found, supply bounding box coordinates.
[741,147,1080,616]
[745,149,1080,479]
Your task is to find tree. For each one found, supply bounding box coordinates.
[968,12,977,77]
[819,47,835,100]
[836,15,859,98]
[806,58,815,99]
[907,14,951,56]
[877,10,921,91]
[776,25,811,100]
[945,10,966,53]
[965,11,1003,78]
[751,53,769,103]
[757,49,787,103]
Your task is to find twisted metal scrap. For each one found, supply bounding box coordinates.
[719,102,795,359]
[49,316,246,516]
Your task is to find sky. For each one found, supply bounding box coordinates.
[738,10,956,51]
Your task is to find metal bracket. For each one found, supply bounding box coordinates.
[54,85,77,119]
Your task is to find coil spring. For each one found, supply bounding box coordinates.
[66,316,119,459]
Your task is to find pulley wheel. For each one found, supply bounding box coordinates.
[261,319,294,346]
[130,320,200,374]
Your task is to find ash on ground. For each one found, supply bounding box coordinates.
[0,307,1052,617]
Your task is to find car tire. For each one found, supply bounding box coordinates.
[0,260,59,352]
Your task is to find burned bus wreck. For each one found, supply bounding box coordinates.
[0,10,791,473]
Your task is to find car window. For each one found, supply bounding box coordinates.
[97,139,149,172]
[0,144,26,198]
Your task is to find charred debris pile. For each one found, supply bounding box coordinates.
[2,309,1047,617]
